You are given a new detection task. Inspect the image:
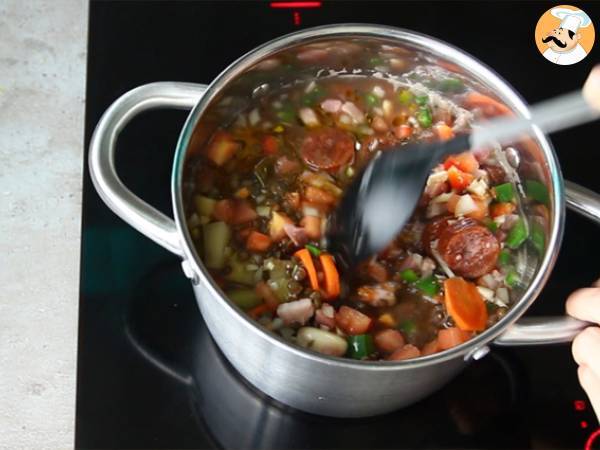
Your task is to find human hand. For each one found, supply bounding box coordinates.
[566,283,600,422]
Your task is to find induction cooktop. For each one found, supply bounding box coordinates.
[77,1,600,448]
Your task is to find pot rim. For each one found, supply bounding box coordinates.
[171,23,565,370]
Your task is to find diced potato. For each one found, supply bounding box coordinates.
[194,195,216,217]
[269,211,293,241]
[225,253,256,286]
[206,132,239,166]
[227,289,262,310]
[202,221,231,269]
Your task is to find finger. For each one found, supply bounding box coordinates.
[592,277,600,288]
[572,327,600,376]
[566,288,600,324]
[578,364,600,423]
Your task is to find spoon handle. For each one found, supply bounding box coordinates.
[470,91,597,149]
[471,66,600,149]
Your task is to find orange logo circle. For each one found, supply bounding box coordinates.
[535,5,595,65]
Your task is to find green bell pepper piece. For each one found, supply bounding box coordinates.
[400,269,419,283]
[438,77,465,93]
[497,249,511,267]
[399,319,416,336]
[305,244,321,257]
[506,218,529,249]
[415,95,429,106]
[530,222,546,254]
[505,268,520,288]
[525,180,549,205]
[364,92,380,107]
[347,334,375,359]
[415,275,440,296]
[416,108,432,128]
[494,183,514,202]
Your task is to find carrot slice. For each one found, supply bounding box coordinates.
[294,248,320,291]
[434,123,454,141]
[255,281,279,310]
[438,327,471,350]
[490,202,516,218]
[319,253,340,299]
[443,277,488,331]
[248,303,271,319]
[246,231,272,252]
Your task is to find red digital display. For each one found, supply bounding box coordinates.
[575,400,587,411]
[270,1,322,8]
[585,428,600,450]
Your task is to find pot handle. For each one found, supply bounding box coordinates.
[495,180,598,346]
[89,82,208,257]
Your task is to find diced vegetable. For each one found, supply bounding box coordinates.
[454,194,477,216]
[202,221,231,269]
[248,303,271,319]
[305,243,321,257]
[415,275,440,296]
[490,202,516,218]
[347,334,375,359]
[416,108,432,128]
[463,91,511,116]
[438,327,471,350]
[415,95,429,106]
[530,222,545,254]
[225,253,256,286]
[374,329,405,353]
[264,258,292,302]
[443,152,479,174]
[301,85,324,106]
[206,131,240,166]
[320,253,340,299]
[485,219,498,232]
[434,123,454,141]
[298,107,320,127]
[447,166,474,191]
[213,199,234,223]
[365,92,380,107]
[235,187,250,199]
[497,249,511,267]
[294,248,320,291]
[399,319,416,336]
[336,305,372,335]
[227,289,262,310]
[269,211,294,241]
[246,231,272,253]
[525,180,550,205]
[388,344,421,361]
[443,277,488,331]
[505,268,520,287]
[301,216,321,240]
[421,339,441,356]
[494,183,514,202]
[378,313,396,327]
[304,186,336,205]
[397,89,413,105]
[400,268,419,283]
[297,327,348,357]
[505,218,528,249]
[255,281,279,310]
[393,124,413,139]
[437,77,464,93]
[194,195,216,217]
[262,135,279,155]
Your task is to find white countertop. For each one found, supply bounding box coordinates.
[0,1,87,448]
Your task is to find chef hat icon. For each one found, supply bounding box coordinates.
[551,7,592,33]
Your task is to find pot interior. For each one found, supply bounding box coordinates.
[175,26,562,363]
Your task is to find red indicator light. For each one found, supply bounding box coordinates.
[585,428,600,450]
[582,421,589,429]
[575,400,587,411]
[293,11,301,25]
[270,1,322,8]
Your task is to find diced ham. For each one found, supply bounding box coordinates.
[315,303,336,329]
[374,329,405,353]
[320,99,342,113]
[283,223,308,247]
[341,102,365,124]
[300,216,321,240]
[356,282,398,307]
[277,298,314,325]
[275,156,301,176]
[372,116,388,132]
[388,344,421,361]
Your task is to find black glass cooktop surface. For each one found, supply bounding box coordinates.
[78,1,600,448]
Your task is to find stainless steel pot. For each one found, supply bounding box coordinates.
[89,24,600,417]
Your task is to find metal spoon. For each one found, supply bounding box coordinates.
[327,67,600,269]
